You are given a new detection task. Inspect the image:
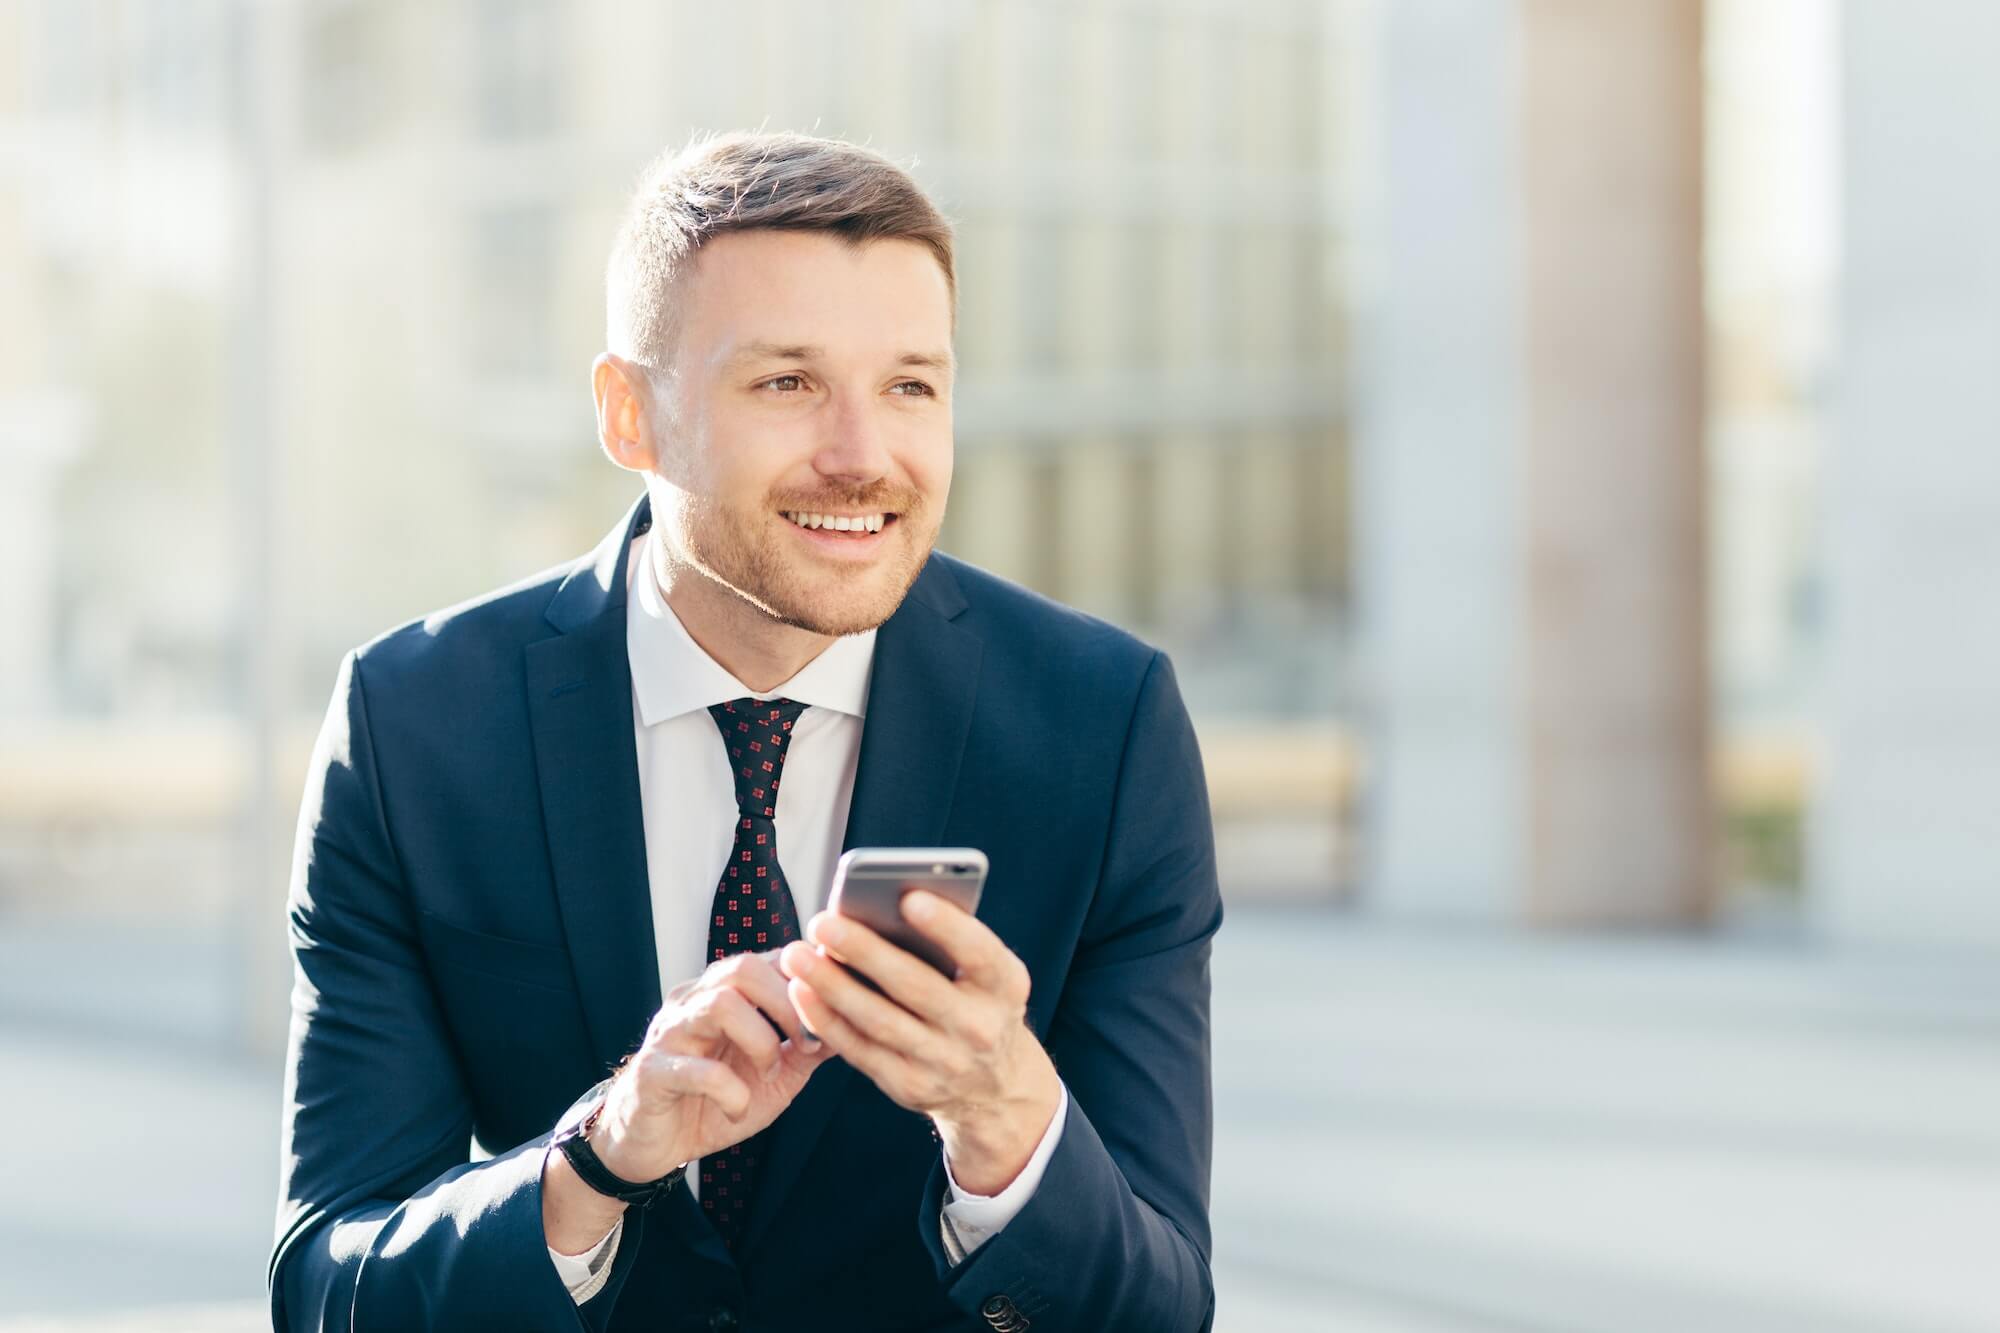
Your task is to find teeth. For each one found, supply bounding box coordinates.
[784,511,889,533]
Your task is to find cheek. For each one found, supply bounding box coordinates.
[715,411,825,492]
[906,433,954,506]
[692,427,780,505]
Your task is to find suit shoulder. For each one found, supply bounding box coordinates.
[931,551,1161,679]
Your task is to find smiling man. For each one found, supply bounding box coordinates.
[270,133,1220,1333]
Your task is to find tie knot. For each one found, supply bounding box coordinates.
[709,697,809,818]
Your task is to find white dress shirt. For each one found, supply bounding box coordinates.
[547,533,1068,1304]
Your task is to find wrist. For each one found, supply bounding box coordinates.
[588,1074,684,1184]
[553,1087,687,1210]
[935,1057,1062,1196]
[542,1141,629,1255]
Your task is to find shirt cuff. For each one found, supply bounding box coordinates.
[548,1216,623,1305]
[938,1082,1069,1263]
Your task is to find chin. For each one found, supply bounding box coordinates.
[679,504,937,636]
[762,569,918,636]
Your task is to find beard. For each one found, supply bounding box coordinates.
[661,478,936,637]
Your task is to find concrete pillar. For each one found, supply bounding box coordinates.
[1519,0,1710,923]
[1356,0,1709,923]
[1815,3,2000,951]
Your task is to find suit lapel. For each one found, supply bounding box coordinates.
[740,558,983,1259]
[525,495,663,1076]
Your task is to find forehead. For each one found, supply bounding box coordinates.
[679,230,954,368]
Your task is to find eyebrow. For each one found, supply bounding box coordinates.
[728,341,956,375]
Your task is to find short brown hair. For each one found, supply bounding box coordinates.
[605,131,956,369]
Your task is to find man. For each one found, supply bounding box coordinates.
[270,132,1219,1333]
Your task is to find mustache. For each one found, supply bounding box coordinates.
[768,481,922,514]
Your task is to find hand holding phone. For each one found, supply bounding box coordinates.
[825,847,988,979]
[785,846,1062,1199]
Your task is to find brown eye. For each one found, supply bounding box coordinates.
[889,380,934,397]
[763,375,806,392]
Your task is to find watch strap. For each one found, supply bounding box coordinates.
[554,1098,685,1210]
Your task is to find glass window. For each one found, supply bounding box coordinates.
[467,206,556,378]
[472,0,561,139]
[302,0,395,152]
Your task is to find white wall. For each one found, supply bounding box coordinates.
[1816,2,2000,950]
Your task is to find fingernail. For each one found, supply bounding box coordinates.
[903,891,934,920]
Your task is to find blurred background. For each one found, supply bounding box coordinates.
[2,0,1996,1330]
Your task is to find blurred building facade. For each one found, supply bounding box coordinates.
[0,0,1352,930]
[3,0,1996,975]
[3,0,1349,716]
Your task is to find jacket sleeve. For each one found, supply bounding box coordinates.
[915,650,1221,1332]
[268,651,646,1331]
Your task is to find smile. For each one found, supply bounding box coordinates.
[782,511,891,534]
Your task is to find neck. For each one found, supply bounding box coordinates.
[653,536,835,693]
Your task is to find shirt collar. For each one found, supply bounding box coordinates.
[625,531,876,727]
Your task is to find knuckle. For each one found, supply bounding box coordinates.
[633,1049,674,1089]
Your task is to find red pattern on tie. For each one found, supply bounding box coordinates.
[700,696,808,1250]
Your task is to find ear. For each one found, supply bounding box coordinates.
[592,353,662,474]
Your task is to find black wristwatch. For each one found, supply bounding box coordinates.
[552,1095,685,1210]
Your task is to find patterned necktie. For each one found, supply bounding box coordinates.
[700,695,809,1250]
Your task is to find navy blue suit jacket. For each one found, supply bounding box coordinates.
[270,496,1221,1332]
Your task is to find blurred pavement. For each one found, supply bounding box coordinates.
[2,907,1996,1332]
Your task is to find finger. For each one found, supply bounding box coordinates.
[898,891,1028,998]
[778,1028,836,1076]
[633,1050,753,1120]
[803,911,959,1024]
[678,985,785,1078]
[780,940,942,1058]
[706,951,815,1043]
[787,976,918,1093]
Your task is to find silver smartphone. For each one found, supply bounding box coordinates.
[826,847,989,978]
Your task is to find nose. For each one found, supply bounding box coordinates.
[810,390,892,484]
